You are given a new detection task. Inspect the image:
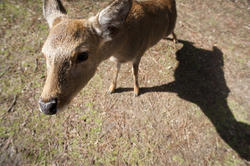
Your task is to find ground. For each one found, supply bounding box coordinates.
[0,0,250,165]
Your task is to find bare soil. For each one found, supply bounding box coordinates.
[0,0,250,165]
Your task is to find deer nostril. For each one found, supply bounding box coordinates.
[39,98,57,115]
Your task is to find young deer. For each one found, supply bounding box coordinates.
[39,0,177,115]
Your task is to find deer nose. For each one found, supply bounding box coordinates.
[39,98,57,115]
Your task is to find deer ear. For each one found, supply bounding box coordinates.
[97,0,132,39]
[43,0,67,28]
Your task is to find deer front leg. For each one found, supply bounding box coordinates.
[132,59,141,97]
[109,62,121,94]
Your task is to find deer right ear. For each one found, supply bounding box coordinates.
[43,0,67,28]
[95,0,132,40]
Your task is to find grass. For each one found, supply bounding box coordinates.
[0,0,250,165]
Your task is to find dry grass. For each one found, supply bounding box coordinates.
[0,0,250,165]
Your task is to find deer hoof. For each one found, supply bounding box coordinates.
[134,93,139,97]
[108,84,116,94]
[134,88,139,97]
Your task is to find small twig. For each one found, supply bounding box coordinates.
[0,72,6,79]
[7,95,17,112]
[0,67,10,79]
[2,137,12,150]
[34,58,39,72]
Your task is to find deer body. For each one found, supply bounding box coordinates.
[39,0,177,115]
[106,0,177,61]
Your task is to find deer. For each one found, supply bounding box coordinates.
[39,0,177,115]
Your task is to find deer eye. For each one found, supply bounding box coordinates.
[76,52,88,63]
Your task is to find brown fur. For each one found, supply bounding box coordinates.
[40,0,177,112]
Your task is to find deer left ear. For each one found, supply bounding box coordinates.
[43,0,67,28]
[96,0,132,40]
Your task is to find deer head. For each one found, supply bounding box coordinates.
[39,0,132,115]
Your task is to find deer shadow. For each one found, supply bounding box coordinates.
[115,40,250,160]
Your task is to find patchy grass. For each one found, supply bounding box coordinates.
[0,0,250,165]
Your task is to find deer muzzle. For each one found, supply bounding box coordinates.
[39,98,57,115]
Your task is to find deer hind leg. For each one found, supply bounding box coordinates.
[109,62,121,94]
[172,32,178,44]
[132,58,141,97]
